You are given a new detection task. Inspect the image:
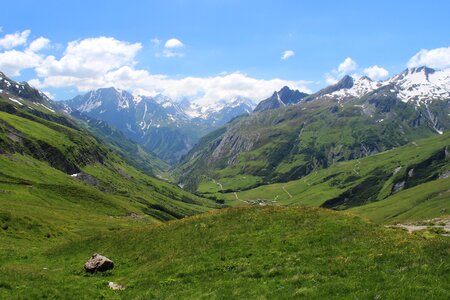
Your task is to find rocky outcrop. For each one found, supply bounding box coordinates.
[84,253,114,273]
[254,86,308,112]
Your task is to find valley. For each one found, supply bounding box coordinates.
[0,20,449,297]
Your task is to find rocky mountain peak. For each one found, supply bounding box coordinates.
[253,86,308,112]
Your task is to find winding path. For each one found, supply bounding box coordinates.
[282,186,293,198]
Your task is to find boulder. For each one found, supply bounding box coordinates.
[108,282,125,290]
[84,253,114,273]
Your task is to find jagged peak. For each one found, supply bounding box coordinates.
[358,75,373,82]
[337,75,354,88]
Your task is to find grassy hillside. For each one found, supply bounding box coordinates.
[1,207,448,299]
[203,133,450,224]
[177,89,447,192]
[0,87,219,234]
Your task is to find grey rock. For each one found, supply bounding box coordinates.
[392,181,405,193]
[84,253,114,273]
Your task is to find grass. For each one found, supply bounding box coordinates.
[0,206,448,299]
[177,93,438,191]
[0,94,219,236]
[213,133,450,223]
[0,74,449,298]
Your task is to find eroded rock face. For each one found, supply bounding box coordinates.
[84,253,114,273]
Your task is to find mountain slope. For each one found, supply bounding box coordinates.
[177,67,450,192]
[65,88,256,163]
[68,110,170,177]
[1,206,448,298]
[0,75,218,232]
[210,133,449,224]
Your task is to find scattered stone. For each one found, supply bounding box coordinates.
[72,172,98,186]
[84,253,114,273]
[386,217,450,236]
[393,166,402,175]
[108,282,125,291]
[439,170,450,179]
[392,181,405,193]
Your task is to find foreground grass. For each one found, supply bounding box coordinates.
[0,206,448,299]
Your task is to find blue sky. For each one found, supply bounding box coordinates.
[1,0,449,102]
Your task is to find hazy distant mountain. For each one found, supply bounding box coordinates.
[64,88,256,163]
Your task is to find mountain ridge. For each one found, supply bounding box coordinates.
[64,88,256,163]
[176,66,450,191]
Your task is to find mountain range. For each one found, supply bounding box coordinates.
[176,67,450,191]
[63,89,255,163]
[0,65,448,298]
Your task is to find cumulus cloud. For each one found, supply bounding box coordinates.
[161,38,185,57]
[281,50,295,60]
[0,30,30,49]
[35,37,141,79]
[325,57,390,84]
[338,57,357,73]
[324,57,358,84]
[0,50,42,76]
[164,38,184,49]
[363,65,389,80]
[33,65,311,104]
[407,46,450,69]
[0,32,310,104]
[0,30,52,76]
[28,37,51,52]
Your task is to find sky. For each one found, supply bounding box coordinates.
[0,0,449,103]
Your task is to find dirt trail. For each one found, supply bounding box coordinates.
[353,160,361,175]
[211,178,223,191]
[282,186,293,198]
[387,217,450,236]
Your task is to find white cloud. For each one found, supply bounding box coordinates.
[160,38,185,57]
[281,50,295,60]
[0,49,42,76]
[33,65,312,104]
[324,57,358,84]
[338,57,357,73]
[363,65,389,80]
[0,33,311,104]
[28,37,51,52]
[35,37,142,78]
[325,74,338,85]
[407,46,450,69]
[0,30,30,50]
[164,38,184,49]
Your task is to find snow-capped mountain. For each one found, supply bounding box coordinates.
[0,71,52,105]
[388,67,450,104]
[309,67,450,105]
[325,76,384,101]
[301,67,449,135]
[64,87,256,163]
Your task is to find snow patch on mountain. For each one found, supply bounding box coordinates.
[388,67,450,104]
[331,76,384,100]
